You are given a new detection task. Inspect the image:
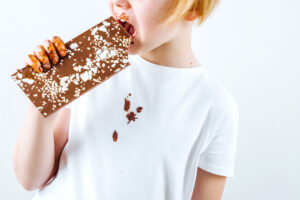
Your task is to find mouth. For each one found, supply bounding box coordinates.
[116,17,136,39]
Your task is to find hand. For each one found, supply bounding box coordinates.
[24,36,67,73]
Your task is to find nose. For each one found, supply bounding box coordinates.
[109,0,132,21]
[112,0,131,10]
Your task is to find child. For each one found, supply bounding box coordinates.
[13,0,239,199]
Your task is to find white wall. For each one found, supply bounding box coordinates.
[0,0,299,199]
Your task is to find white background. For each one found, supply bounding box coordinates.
[0,0,299,199]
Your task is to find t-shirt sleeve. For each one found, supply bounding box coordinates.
[198,96,239,177]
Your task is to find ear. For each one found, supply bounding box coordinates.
[184,11,199,21]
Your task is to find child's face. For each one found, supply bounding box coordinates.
[108,0,184,55]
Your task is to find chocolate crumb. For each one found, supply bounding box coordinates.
[136,106,143,113]
[129,93,131,96]
[126,111,138,124]
[124,97,130,112]
[113,130,118,142]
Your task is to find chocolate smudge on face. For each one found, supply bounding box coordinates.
[136,106,143,113]
[126,111,138,124]
[112,130,118,142]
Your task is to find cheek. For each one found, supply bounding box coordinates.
[138,18,175,45]
[128,26,173,55]
[128,0,175,52]
[107,0,113,13]
[136,13,165,42]
[133,0,167,34]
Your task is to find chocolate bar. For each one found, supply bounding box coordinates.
[11,16,132,117]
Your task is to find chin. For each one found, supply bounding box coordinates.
[128,44,140,55]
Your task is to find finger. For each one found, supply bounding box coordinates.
[52,36,67,57]
[42,40,59,65]
[25,54,43,73]
[34,45,51,70]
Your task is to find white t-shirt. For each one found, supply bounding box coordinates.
[33,54,239,200]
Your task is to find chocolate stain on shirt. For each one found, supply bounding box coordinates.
[123,93,143,124]
[126,111,138,124]
[113,93,144,141]
[124,97,130,112]
[112,130,118,142]
[136,106,143,113]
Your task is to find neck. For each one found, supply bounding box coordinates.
[138,25,201,68]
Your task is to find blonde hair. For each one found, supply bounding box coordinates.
[161,0,220,27]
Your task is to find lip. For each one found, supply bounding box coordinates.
[113,14,137,39]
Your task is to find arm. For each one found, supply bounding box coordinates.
[13,36,69,191]
[47,107,71,185]
[13,102,60,191]
[191,87,239,199]
[191,168,227,200]
[13,103,71,191]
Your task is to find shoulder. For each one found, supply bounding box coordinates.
[200,72,239,123]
